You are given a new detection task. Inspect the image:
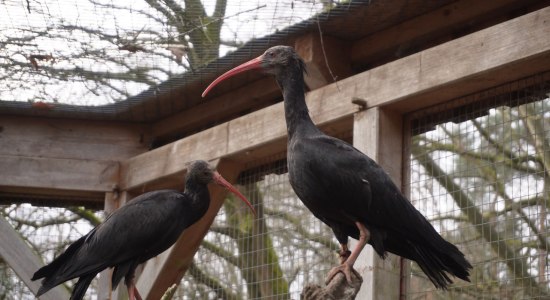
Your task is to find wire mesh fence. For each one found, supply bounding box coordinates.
[0,0,348,107]
[0,263,34,300]
[0,203,100,300]
[407,74,550,299]
[3,75,550,299]
[0,157,340,300]
[179,157,339,299]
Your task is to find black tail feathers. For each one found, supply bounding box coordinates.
[411,241,472,289]
[70,274,96,300]
[32,235,88,296]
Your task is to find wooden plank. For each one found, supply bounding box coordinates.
[0,115,148,199]
[351,0,539,66]
[97,192,130,300]
[0,215,70,300]
[122,79,360,191]
[371,6,550,112]
[0,155,119,193]
[120,124,229,191]
[136,159,243,299]
[152,77,280,141]
[0,116,148,161]
[400,116,414,299]
[352,107,403,300]
[97,193,115,300]
[0,186,104,206]
[226,76,361,157]
[120,7,550,190]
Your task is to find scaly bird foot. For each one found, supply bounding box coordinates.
[325,263,361,285]
[338,249,351,264]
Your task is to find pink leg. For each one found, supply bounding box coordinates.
[126,278,143,300]
[134,286,143,300]
[338,243,351,264]
[326,222,370,284]
[127,283,135,300]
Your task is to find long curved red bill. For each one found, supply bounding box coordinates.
[202,56,263,97]
[213,172,257,216]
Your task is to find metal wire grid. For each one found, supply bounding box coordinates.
[0,263,33,300]
[406,75,550,299]
[180,157,339,299]
[0,0,350,110]
[0,203,100,300]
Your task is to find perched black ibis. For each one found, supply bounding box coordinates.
[32,160,255,300]
[202,46,472,288]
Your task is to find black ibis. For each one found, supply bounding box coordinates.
[202,46,472,288]
[32,160,255,300]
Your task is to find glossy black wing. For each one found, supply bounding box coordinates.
[41,190,191,285]
[289,134,372,225]
[295,134,444,246]
[82,190,193,265]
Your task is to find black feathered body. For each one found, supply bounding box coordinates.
[33,184,210,299]
[276,46,471,288]
[287,129,471,287]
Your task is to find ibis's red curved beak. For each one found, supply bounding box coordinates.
[202,55,263,98]
[213,172,257,217]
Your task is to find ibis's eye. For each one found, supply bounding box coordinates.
[268,52,275,57]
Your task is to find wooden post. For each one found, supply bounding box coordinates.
[135,159,244,299]
[0,215,70,300]
[97,191,130,300]
[352,107,403,299]
[295,32,352,91]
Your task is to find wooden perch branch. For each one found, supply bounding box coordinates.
[301,272,362,300]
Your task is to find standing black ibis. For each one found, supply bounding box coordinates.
[32,160,255,300]
[202,46,472,288]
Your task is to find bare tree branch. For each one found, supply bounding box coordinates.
[187,261,239,300]
[412,142,549,297]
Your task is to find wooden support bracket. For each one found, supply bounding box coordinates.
[295,32,353,90]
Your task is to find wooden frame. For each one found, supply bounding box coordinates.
[0,3,549,299]
[130,7,550,297]
[0,216,70,300]
[130,7,549,297]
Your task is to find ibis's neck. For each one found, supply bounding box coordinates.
[184,179,211,221]
[277,71,318,140]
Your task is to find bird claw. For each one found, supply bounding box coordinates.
[337,249,351,264]
[325,263,361,285]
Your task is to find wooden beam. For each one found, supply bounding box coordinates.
[0,116,148,161]
[97,191,130,300]
[366,6,550,112]
[121,81,360,191]
[0,215,70,300]
[136,159,243,299]
[351,0,544,66]
[152,77,280,141]
[121,125,229,191]
[352,107,403,300]
[120,7,550,190]
[0,186,104,207]
[0,116,148,198]
[0,155,119,193]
